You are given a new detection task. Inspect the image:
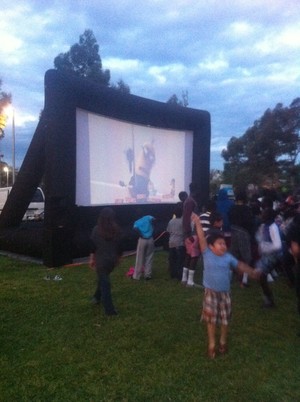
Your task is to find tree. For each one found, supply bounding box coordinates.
[54,29,110,85]
[54,29,130,93]
[166,90,189,107]
[222,99,300,190]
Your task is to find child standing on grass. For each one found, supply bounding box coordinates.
[90,208,122,316]
[191,212,261,359]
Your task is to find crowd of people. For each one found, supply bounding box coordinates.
[88,183,300,359]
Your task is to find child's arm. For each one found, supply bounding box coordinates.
[191,212,207,252]
[237,261,261,281]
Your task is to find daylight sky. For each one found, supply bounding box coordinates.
[0,0,300,171]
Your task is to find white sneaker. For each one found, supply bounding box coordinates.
[53,275,62,281]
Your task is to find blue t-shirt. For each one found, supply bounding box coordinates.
[202,247,238,292]
[134,215,154,238]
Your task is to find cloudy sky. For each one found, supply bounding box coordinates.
[0,0,300,171]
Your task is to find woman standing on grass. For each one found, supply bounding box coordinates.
[191,212,261,359]
[90,207,123,316]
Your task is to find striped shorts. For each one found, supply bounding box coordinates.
[201,288,232,325]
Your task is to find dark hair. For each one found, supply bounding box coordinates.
[261,196,273,210]
[205,199,217,212]
[206,231,225,245]
[173,202,183,218]
[209,212,223,225]
[261,207,276,224]
[235,191,247,203]
[97,207,120,240]
[178,191,188,202]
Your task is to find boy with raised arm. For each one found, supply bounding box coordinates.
[191,212,261,359]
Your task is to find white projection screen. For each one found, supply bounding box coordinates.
[76,108,193,206]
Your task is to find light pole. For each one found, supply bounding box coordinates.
[3,105,16,185]
[3,166,9,187]
[12,108,15,184]
[9,105,16,185]
[0,154,3,187]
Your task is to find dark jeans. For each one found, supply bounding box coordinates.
[257,252,282,305]
[168,246,185,279]
[295,262,300,315]
[94,272,116,314]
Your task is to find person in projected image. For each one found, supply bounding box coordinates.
[122,141,156,200]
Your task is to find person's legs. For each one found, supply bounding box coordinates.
[202,288,217,358]
[260,271,275,307]
[93,274,102,303]
[186,235,200,286]
[187,256,199,286]
[133,238,145,280]
[295,262,300,315]
[181,252,190,283]
[219,324,228,353]
[176,246,186,280]
[207,322,216,358]
[100,273,117,315]
[218,291,231,353]
[257,256,275,307]
[144,238,154,279]
[282,250,296,287]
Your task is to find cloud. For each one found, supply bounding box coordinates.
[0,0,299,171]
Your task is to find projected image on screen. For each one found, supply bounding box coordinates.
[76,109,193,206]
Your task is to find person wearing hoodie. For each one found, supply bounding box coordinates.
[216,188,234,233]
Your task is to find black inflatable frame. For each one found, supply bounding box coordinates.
[0,69,211,267]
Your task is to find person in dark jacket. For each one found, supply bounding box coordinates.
[90,207,123,315]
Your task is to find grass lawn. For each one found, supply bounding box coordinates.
[1,251,300,402]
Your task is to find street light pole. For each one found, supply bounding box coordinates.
[3,166,9,187]
[0,154,3,187]
[3,104,16,185]
[12,108,15,184]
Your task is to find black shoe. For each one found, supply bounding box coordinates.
[91,297,100,305]
[106,310,118,316]
[145,276,152,281]
[261,301,275,309]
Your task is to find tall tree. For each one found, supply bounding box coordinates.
[222,99,300,189]
[54,29,110,86]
